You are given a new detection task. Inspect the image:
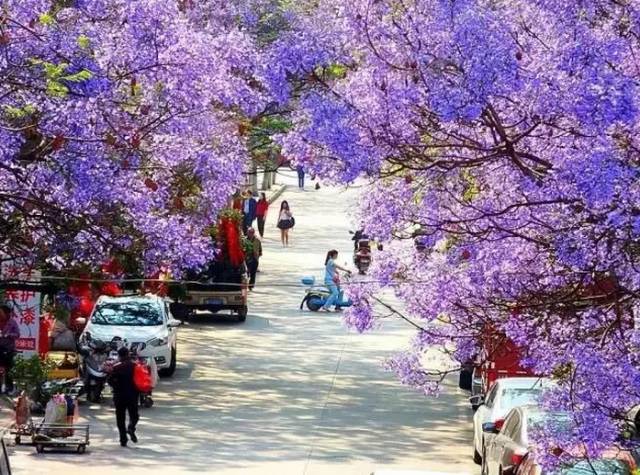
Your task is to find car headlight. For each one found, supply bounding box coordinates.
[147,337,168,347]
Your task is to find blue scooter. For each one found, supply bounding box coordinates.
[299,276,353,311]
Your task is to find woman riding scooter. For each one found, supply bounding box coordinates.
[319,250,351,313]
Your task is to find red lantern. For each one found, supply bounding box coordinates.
[38,313,54,358]
[100,282,122,297]
[76,296,94,317]
[68,282,92,299]
[221,217,244,267]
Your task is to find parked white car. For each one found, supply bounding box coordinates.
[516,451,635,475]
[482,406,569,475]
[472,377,552,465]
[81,294,181,376]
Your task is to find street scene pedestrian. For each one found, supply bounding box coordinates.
[320,250,351,313]
[108,347,140,447]
[255,192,269,238]
[242,189,257,235]
[276,200,294,247]
[296,164,305,189]
[245,227,262,290]
[231,192,243,212]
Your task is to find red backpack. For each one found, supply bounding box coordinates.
[133,362,153,393]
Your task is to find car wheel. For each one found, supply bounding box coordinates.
[159,347,177,378]
[237,306,248,322]
[474,448,482,465]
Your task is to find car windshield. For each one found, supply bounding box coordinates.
[559,460,630,475]
[501,388,542,408]
[91,301,163,326]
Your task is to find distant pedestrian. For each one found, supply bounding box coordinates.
[231,192,243,212]
[108,347,139,447]
[296,165,305,189]
[242,189,257,234]
[276,200,294,247]
[255,192,269,238]
[245,228,262,290]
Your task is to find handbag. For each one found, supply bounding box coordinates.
[133,362,153,393]
[290,216,295,227]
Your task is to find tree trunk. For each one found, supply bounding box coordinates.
[261,168,271,190]
[249,160,258,194]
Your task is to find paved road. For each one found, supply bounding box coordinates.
[9,172,476,475]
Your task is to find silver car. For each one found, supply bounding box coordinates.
[473,377,552,464]
[482,406,568,475]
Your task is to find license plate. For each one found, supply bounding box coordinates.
[205,298,223,305]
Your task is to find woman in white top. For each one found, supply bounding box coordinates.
[276,200,294,247]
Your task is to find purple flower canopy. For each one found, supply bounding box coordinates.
[0,0,270,274]
[274,0,640,463]
[3,0,640,464]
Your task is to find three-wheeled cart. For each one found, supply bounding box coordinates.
[32,423,90,454]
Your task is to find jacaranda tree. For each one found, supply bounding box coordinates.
[0,0,267,274]
[277,0,640,463]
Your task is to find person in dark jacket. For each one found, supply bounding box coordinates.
[242,189,257,234]
[108,346,139,446]
[296,165,305,189]
[245,227,262,290]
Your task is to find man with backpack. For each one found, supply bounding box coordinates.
[108,346,140,447]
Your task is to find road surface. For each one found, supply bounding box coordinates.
[9,172,476,475]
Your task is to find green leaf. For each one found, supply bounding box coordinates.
[77,34,90,49]
[3,104,37,119]
[46,80,69,97]
[39,13,55,26]
[61,68,93,83]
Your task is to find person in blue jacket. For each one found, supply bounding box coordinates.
[242,189,257,234]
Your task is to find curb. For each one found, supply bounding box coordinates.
[267,184,287,205]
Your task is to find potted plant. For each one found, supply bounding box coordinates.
[10,355,56,413]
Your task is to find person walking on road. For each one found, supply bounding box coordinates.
[245,227,262,290]
[242,189,257,234]
[108,346,139,447]
[320,250,351,313]
[276,200,294,247]
[296,165,305,189]
[255,192,269,238]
